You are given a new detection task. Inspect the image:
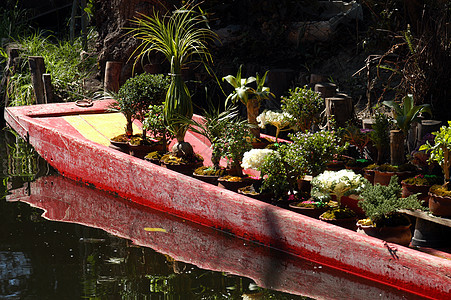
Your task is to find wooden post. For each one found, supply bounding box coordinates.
[28,56,46,104]
[104,61,122,93]
[315,83,337,99]
[325,97,353,128]
[42,74,55,103]
[1,47,21,106]
[390,130,405,166]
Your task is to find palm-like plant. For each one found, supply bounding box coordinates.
[383,94,432,159]
[129,3,216,156]
[188,104,239,169]
[383,94,431,136]
[223,65,273,138]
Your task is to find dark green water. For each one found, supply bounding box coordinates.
[0,127,427,299]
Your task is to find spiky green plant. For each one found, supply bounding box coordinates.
[129,3,216,156]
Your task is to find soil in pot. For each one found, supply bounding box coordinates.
[193,166,227,185]
[401,175,442,206]
[428,185,451,217]
[237,185,272,203]
[319,208,357,231]
[144,151,165,165]
[289,199,329,219]
[217,175,255,192]
[109,134,131,153]
[160,153,204,176]
[129,136,166,159]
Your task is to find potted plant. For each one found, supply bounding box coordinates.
[312,169,370,220]
[288,195,329,219]
[363,163,378,184]
[130,3,216,158]
[223,65,274,138]
[188,104,238,183]
[357,176,425,246]
[258,129,347,201]
[401,174,442,203]
[285,130,348,178]
[256,110,295,143]
[115,73,170,158]
[343,124,372,161]
[216,118,254,191]
[383,94,431,164]
[188,104,238,170]
[368,111,390,164]
[373,163,418,186]
[238,148,275,200]
[141,104,173,158]
[419,121,451,216]
[280,86,324,133]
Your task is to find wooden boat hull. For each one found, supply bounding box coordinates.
[6,174,431,300]
[4,100,451,299]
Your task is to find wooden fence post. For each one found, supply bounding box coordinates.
[43,73,55,103]
[1,46,21,106]
[28,56,46,104]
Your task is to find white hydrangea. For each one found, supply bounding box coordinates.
[241,148,275,170]
[257,110,293,129]
[311,169,369,202]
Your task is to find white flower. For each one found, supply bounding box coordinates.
[241,148,275,170]
[311,169,369,202]
[257,110,293,129]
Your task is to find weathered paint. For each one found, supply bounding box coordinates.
[4,100,451,299]
[7,174,433,300]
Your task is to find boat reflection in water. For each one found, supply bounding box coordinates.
[7,174,428,299]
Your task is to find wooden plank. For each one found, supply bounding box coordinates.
[399,209,451,227]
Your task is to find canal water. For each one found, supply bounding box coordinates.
[0,127,428,299]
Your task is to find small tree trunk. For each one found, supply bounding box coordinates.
[228,163,243,177]
[390,130,405,166]
[246,98,260,138]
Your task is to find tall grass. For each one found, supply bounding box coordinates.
[5,30,98,106]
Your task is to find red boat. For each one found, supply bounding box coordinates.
[4,99,451,299]
[7,173,432,299]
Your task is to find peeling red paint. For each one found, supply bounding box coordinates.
[4,100,451,299]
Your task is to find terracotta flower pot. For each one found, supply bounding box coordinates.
[428,192,451,217]
[373,170,414,186]
[340,195,365,218]
[401,182,431,205]
[192,173,221,185]
[363,169,375,184]
[357,221,412,246]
